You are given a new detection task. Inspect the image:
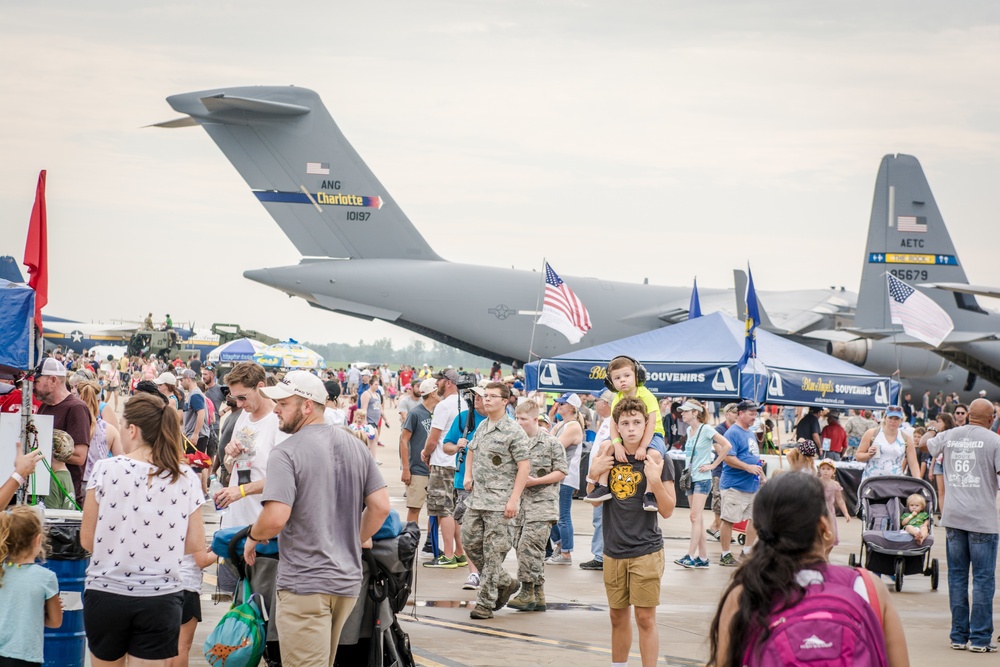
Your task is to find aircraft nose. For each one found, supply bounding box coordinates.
[243,268,273,286]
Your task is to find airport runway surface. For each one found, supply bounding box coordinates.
[183,412,979,667]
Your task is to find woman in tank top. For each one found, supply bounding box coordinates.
[856,405,920,481]
[547,393,584,565]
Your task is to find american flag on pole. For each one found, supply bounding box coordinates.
[886,273,953,347]
[537,262,592,343]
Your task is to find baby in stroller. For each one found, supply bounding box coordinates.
[900,493,930,545]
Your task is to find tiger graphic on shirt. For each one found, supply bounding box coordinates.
[610,463,643,500]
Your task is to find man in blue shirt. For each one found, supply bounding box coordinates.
[719,400,764,566]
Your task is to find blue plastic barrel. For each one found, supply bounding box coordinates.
[41,556,88,667]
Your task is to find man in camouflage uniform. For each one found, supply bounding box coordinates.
[507,400,567,612]
[461,381,531,619]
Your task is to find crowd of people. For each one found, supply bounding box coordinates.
[4,345,1000,665]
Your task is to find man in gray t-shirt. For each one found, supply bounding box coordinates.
[922,398,1000,650]
[245,371,389,665]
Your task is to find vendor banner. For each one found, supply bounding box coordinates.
[528,360,749,398]
[766,368,894,410]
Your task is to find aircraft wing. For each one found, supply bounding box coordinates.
[922,283,1000,300]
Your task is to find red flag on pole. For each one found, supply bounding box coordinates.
[23,170,48,330]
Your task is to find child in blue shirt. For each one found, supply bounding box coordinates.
[0,506,63,666]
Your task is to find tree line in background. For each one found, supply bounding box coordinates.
[303,337,496,370]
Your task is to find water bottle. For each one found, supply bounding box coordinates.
[209,475,228,514]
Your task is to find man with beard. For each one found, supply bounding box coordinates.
[34,358,92,507]
[245,371,389,666]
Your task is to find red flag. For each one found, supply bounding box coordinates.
[23,170,48,330]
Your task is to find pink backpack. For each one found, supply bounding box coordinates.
[744,565,888,667]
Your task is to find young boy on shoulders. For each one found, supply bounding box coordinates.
[586,396,676,667]
[587,356,666,509]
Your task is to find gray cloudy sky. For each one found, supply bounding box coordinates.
[1,1,999,345]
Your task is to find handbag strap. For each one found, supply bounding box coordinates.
[687,425,705,465]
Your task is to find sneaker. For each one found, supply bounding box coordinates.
[584,484,613,504]
[719,553,739,567]
[470,604,494,619]
[951,642,968,651]
[421,541,434,554]
[970,645,998,653]
[423,555,459,569]
[694,557,711,569]
[706,528,721,541]
[462,573,481,590]
[674,555,696,568]
[546,553,572,566]
[642,493,658,512]
[579,559,604,571]
[454,554,469,567]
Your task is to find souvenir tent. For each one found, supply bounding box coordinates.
[525,312,898,410]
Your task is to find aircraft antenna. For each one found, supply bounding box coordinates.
[526,258,547,362]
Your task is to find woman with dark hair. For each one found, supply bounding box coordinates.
[80,393,207,666]
[708,473,909,667]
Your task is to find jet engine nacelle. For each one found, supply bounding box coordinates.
[831,339,948,378]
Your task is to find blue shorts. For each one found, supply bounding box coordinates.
[687,479,712,496]
[649,433,667,457]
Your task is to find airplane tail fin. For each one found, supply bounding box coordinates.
[854,154,970,331]
[162,86,441,261]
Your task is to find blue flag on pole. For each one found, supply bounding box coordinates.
[739,265,761,366]
[688,277,702,319]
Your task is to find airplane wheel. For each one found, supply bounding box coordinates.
[848,553,856,568]
[894,559,904,592]
[738,534,746,546]
[931,559,939,590]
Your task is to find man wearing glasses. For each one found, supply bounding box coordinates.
[213,362,288,592]
[461,381,531,619]
[954,404,969,427]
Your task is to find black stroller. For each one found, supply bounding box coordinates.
[848,475,939,592]
[225,521,420,667]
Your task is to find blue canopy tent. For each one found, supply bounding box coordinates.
[0,279,37,373]
[525,312,899,410]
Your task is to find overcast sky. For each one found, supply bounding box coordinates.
[1,1,998,345]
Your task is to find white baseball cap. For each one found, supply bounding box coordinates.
[418,378,438,396]
[39,358,67,377]
[153,372,177,386]
[261,370,327,404]
[555,393,582,409]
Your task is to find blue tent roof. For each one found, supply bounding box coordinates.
[525,312,897,409]
[0,279,36,372]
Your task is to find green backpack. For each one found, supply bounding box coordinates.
[204,579,267,667]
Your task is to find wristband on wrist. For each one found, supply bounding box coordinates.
[10,472,25,485]
[246,524,257,541]
[612,438,623,444]
[240,484,247,498]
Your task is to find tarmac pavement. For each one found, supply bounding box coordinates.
[184,408,984,667]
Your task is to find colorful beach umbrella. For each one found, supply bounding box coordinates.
[206,337,267,364]
[253,341,325,369]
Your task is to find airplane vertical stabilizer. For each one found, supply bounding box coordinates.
[164,86,441,261]
[855,154,968,331]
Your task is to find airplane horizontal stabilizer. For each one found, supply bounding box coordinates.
[922,282,1000,300]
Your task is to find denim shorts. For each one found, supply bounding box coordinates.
[686,479,712,496]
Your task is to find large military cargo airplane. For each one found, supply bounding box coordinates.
[157,86,854,357]
[824,153,1000,390]
[159,87,999,395]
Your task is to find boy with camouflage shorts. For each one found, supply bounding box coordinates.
[507,401,568,611]
[461,382,531,620]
